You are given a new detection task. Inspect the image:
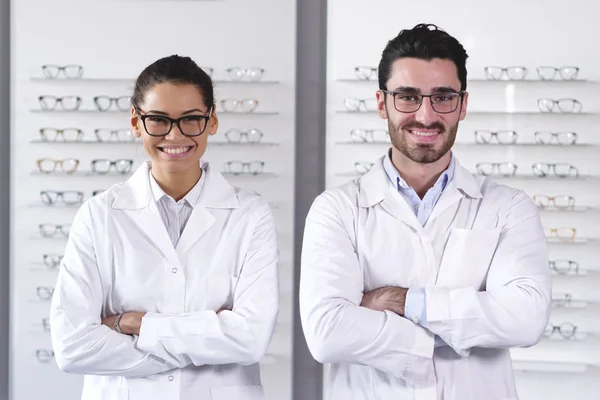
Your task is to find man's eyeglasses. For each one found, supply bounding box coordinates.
[380,90,464,114]
[41,64,83,79]
[136,107,212,137]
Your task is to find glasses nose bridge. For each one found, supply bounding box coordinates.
[414,94,437,120]
[166,117,186,138]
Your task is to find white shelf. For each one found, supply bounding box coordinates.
[512,360,592,374]
[546,237,596,245]
[30,139,138,145]
[30,170,133,177]
[208,141,280,147]
[30,77,280,85]
[538,206,595,213]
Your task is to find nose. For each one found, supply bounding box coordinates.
[165,121,185,139]
[414,96,438,125]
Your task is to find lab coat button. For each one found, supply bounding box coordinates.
[172,268,178,274]
[411,316,419,324]
[168,375,174,381]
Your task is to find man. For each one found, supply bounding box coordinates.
[300,24,551,400]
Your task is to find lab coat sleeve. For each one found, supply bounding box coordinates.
[404,288,428,327]
[300,192,435,384]
[136,201,279,366]
[424,190,552,355]
[50,202,179,377]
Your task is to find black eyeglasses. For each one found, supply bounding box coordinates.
[380,89,464,114]
[135,107,213,137]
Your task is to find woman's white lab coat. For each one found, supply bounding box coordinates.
[300,156,551,400]
[50,161,279,400]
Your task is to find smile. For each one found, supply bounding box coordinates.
[158,146,193,155]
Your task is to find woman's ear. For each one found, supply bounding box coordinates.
[130,106,142,138]
[207,106,219,136]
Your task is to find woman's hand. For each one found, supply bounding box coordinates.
[101,312,147,336]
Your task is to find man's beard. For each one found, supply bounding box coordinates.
[389,120,458,164]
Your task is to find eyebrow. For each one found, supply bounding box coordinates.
[145,108,207,116]
[391,86,460,93]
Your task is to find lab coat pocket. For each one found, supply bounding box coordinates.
[436,228,501,289]
[210,385,264,400]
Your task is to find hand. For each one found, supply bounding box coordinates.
[360,286,408,316]
[101,312,146,336]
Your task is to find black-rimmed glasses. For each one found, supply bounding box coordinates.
[94,96,130,112]
[39,95,82,111]
[40,190,83,205]
[380,90,463,114]
[94,128,135,142]
[224,128,264,143]
[39,127,83,142]
[136,107,213,137]
[41,64,83,79]
[91,159,134,174]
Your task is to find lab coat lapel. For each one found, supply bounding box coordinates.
[175,163,240,258]
[358,156,422,232]
[112,162,181,267]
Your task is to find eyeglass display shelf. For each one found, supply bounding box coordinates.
[30,109,280,115]
[551,268,598,277]
[336,78,594,84]
[30,77,280,85]
[542,332,588,342]
[29,139,280,147]
[30,170,134,177]
[335,141,595,148]
[538,206,597,213]
[335,110,599,116]
[222,172,278,179]
[546,237,596,245]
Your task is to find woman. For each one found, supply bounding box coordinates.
[50,55,279,400]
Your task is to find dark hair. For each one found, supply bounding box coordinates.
[131,55,214,110]
[378,23,468,91]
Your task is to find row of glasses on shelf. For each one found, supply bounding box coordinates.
[351,65,582,81]
[342,97,583,113]
[40,65,269,82]
[37,127,266,143]
[35,158,268,175]
[38,96,262,113]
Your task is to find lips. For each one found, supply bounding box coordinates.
[157,146,193,155]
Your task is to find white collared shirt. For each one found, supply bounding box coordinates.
[148,169,205,246]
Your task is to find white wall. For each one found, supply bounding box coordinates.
[10,0,296,399]
[326,1,600,399]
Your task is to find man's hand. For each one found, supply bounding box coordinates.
[360,286,408,316]
[102,312,146,336]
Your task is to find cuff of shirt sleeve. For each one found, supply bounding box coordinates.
[405,288,428,328]
[136,313,160,354]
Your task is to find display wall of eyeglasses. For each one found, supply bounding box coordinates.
[326,1,600,399]
[10,1,296,399]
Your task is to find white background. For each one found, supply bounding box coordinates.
[326,1,600,399]
[10,0,296,399]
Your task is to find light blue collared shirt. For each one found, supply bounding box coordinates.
[383,151,456,329]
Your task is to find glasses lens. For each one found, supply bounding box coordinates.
[39,96,57,111]
[248,161,264,174]
[92,159,112,174]
[224,129,242,143]
[40,191,58,205]
[226,161,244,174]
[39,224,57,237]
[394,93,422,113]
[556,132,577,145]
[553,195,575,209]
[61,128,81,142]
[41,65,59,79]
[534,131,553,144]
[532,163,549,177]
[496,131,517,144]
[537,67,557,81]
[240,99,259,113]
[63,65,83,79]
[114,160,133,174]
[62,191,83,204]
[537,99,554,112]
[559,66,579,80]
[226,68,245,81]
[484,67,504,80]
[62,158,79,173]
[554,163,576,177]
[94,129,113,142]
[555,227,575,240]
[557,99,581,113]
[115,129,135,142]
[39,128,58,141]
[61,96,80,111]
[247,68,264,81]
[246,128,263,143]
[498,163,517,176]
[115,97,130,111]
[552,259,574,274]
[476,163,494,176]
[144,116,171,136]
[474,130,493,144]
[221,99,238,112]
[43,254,63,268]
[560,322,576,338]
[94,96,112,111]
[180,116,207,136]
[37,159,56,173]
[344,98,361,111]
[506,67,527,80]
[532,195,549,208]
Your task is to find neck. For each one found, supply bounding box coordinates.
[151,164,202,202]
[391,148,452,198]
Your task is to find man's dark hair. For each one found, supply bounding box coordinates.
[378,23,469,91]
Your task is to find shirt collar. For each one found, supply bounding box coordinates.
[383,149,456,193]
[148,168,206,207]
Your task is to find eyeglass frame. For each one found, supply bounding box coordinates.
[536,66,579,81]
[93,95,131,111]
[134,106,213,137]
[475,162,518,176]
[534,131,578,145]
[36,158,80,174]
[379,89,465,114]
[532,163,579,178]
[545,227,577,241]
[40,190,84,205]
[38,95,82,111]
[484,66,528,80]
[549,259,579,275]
[41,64,84,79]
[223,128,264,143]
[94,128,136,142]
[223,160,265,175]
[36,349,55,362]
[532,194,575,210]
[545,322,577,339]
[39,127,83,142]
[36,286,55,300]
[537,98,582,113]
[350,129,390,143]
[90,159,134,174]
[43,253,63,269]
[473,130,518,145]
[39,223,71,238]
